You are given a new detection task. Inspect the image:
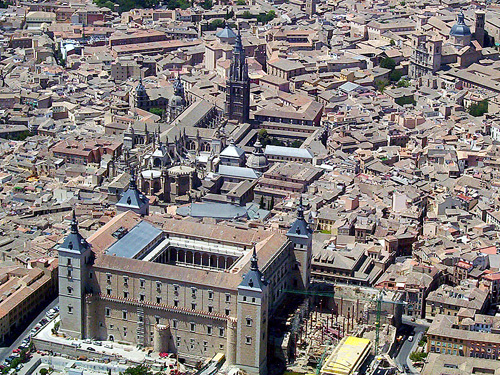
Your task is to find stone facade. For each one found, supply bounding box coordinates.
[58,206,313,374]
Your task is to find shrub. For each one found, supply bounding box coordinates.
[468,100,488,117]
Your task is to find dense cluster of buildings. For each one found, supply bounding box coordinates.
[0,0,500,373]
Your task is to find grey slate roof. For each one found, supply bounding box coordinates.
[106,221,162,259]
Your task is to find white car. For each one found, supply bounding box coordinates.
[408,336,414,342]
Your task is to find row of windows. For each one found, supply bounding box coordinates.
[106,274,231,302]
[105,293,233,315]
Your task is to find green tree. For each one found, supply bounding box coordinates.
[468,100,488,117]
[269,196,275,210]
[380,57,396,70]
[291,140,302,148]
[201,0,212,9]
[374,79,389,93]
[224,9,234,19]
[242,10,252,19]
[40,369,49,375]
[409,351,427,362]
[258,129,269,145]
[210,19,226,29]
[389,69,402,82]
[256,10,276,24]
[390,39,395,46]
[236,0,245,4]
[395,96,416,106]
[149,108,165,117]
[397,79,410,88]
[122,365,153,375]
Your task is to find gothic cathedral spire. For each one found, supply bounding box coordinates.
[225,27,250,123]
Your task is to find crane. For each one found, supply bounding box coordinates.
[284,287,406,356]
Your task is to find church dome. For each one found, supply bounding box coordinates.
[246,140,269,171]
[169,94,185,108]
[216,26,237,40]
[450,12,471,37]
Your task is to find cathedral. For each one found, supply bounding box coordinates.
[116,26,263,208]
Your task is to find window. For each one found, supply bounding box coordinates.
[107,274,112,283]
[107,288,112,296]
[245,336,252,345]
[225,309,230,316]
[190,323,196,332]
[203,341,208,352]
[105,307,110,317]
[110,324,114,329]
[208,306,213,313]
[219,344,224,350]
[123,327,127,337]
[140,279,145,288]
[124,291,129,299]
[157,296,162,304]
[156,281,162,290]
[67,258,72,266]
[122,311,127,320]
[67,286,73,294]
[174,300,179,307]
[192,303,196,310]
[207,326,213,335]
[123,276,128,286]
[225,294,231,303]
[68,306,73,314]
[190,339,195,350]
[140,294,145,302]
[252,297,256,303]
[173,320,178,329]
[219,327,224,337]
[155,316,160,324]
[208,290,214,300]
[246,318,252,327]
[67,269,72,278]
[174,284,179,292]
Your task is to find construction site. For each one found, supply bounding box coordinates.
[274,284,404,375]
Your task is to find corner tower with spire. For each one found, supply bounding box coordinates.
[236,245,268,375]
[286,196,313,290]
[58,210,92,338]
[116,168,149,216]
[225,27,250,123]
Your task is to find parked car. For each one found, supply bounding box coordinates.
[83,339,92,344]
[86,347,96,352]
[93,341,102,346]
[71,343,81,348]
[408,336,413,342]
[104,344,113,349]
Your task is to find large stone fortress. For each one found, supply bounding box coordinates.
[57,202,312,375]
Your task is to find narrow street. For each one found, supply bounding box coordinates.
[0,298,59,363]
[393,317,429,374]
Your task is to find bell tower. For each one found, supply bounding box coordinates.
[225,29,250,123]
